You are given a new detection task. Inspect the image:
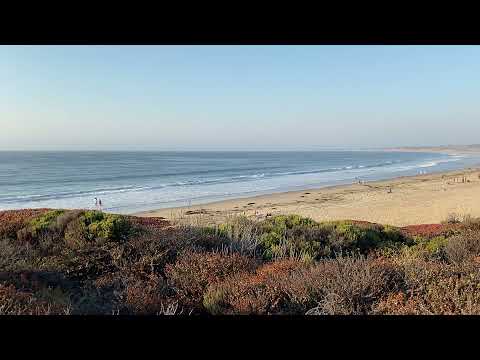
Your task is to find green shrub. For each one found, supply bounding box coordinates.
[215,216,261,256]
[28,210,65,234]
[64,218,89,248]
[53,210,85,233]
[331,222,377,250]
[403,236,449,260]
[64,211,131,248]
[256,215,328,260]
[424,236,449,255]
[329,221,408,253]
[383,225,407,244]
[215,216,410,261]
[0,209,50,240]
[16,210,65,243]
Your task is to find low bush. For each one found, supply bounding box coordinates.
[64,211,131,248]
[28,210,65,235]
[239,215,411,261]
[459,216,480,232]
[445,232,480,264]
[16,210,65,244]
[4,208,480,315]
[122,272,172,315]
[203,255,402,315]
[259,217,329,260]
[0,209,50,240]
[52,210,85,234]
[403,236,449,261]
[375,262,480,315]
[165,250,258,309]
[443,213,462,224]
[304,256,404,315]
[216,216,261,256]
[83,211,131,241]
[0,283,71,315]
[203,259,308,315]
[327,221,409,254]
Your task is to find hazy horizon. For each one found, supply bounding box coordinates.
[0,145,475,152]
[2,45,480,151]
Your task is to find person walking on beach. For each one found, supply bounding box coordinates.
[98,198,103,211]
[94,197,98,210]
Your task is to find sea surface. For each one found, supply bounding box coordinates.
[1,150,480,214]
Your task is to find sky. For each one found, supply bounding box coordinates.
[1,45,480,151]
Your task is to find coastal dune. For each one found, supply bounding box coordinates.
[138,167,480,227]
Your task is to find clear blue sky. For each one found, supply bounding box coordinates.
[2,45,480,150]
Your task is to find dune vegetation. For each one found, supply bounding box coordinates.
[1,209,480,315]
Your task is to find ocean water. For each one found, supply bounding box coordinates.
[1,150,479,214]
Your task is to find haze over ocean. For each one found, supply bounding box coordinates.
[2,46,480,151]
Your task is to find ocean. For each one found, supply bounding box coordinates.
[1,150,479,214]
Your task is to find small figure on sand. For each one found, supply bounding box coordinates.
[93,197,103,211]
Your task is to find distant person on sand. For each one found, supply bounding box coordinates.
[98,198,103,211]
[94,197,98,210]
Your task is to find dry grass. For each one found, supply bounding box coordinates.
[165,250,258,309]
[0,283,71,315]
[203,259,309,315]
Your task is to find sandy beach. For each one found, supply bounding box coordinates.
[390,144,480,155]
[136,166,480,227]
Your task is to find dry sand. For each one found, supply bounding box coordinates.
[389,145,480,155]
[136,166,480,227]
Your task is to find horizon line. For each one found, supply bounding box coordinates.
[0,145,473,152]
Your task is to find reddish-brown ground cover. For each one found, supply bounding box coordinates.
[400,223,460,239]
[2,209,480,315]
[127,215,171,231]
[0,209,50,239]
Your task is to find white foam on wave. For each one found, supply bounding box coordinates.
[418,161,438,168]
[417,155,463,169]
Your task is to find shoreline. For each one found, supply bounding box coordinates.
[136,166,480,227]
